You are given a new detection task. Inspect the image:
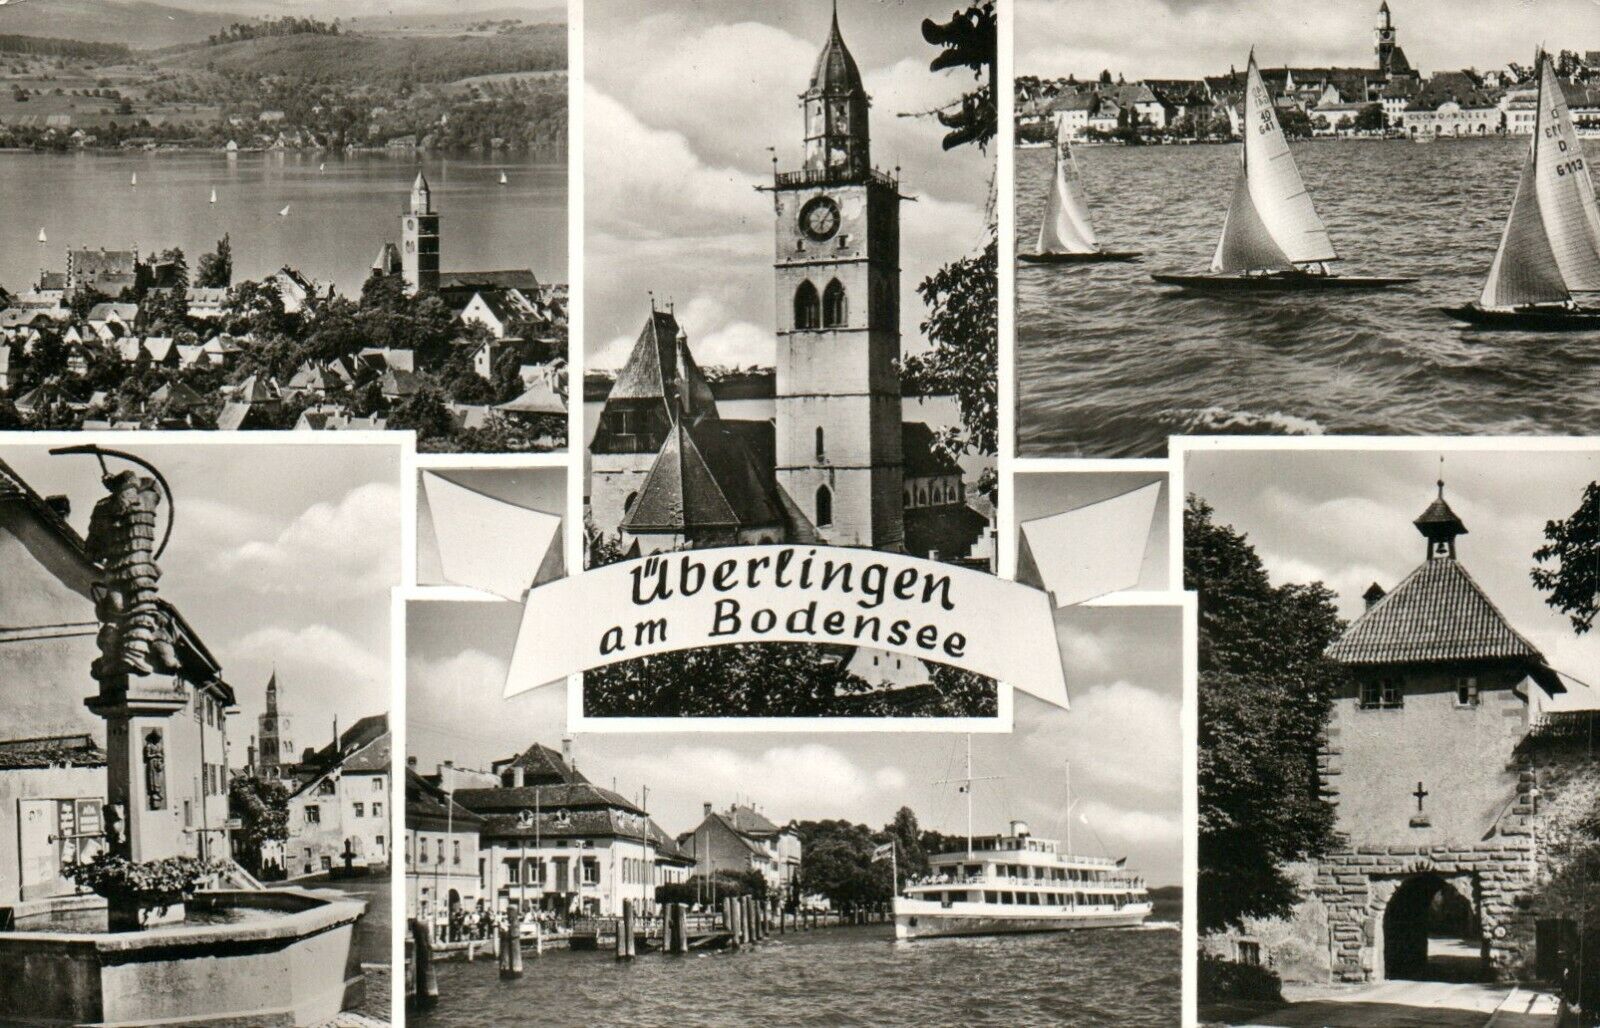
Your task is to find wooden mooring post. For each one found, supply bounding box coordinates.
[616,899,637,959]
[410,918,439,1008]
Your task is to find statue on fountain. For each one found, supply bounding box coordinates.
[84,469,181,683]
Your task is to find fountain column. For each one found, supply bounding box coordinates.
[79,466,190,930]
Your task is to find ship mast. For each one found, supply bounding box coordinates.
[934,735,1002,858]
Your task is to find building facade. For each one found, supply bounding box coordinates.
[282,715,390,877]
[404,766,484,929]
[678,803,803,903]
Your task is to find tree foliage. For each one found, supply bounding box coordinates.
[195,234,233,289]
[228,774,290,878]
[1532,482,1600,636]
[901,240,997,473]
[1187,495,1343,932]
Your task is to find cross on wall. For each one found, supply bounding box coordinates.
[1413,781,1429,813]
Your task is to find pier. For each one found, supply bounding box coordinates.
[405,904,895,1007]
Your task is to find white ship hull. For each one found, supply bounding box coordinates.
[893,899,1152,940]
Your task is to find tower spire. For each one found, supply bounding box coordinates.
[1414,461,1467,561]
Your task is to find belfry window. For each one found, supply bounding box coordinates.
[815,426,826,461]
[794,281,821,330]
[816,485,833,527]
[823,280,847,327]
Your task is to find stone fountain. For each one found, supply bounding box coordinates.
[0,447,369,1027]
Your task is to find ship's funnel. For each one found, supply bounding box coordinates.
[1011,820,1030,837]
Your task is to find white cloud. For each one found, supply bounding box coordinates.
[1023,680,1180,799]
[232,623,385,693]
[212,481,399,598]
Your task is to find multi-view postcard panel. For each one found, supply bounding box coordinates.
[3,0,1600,1026]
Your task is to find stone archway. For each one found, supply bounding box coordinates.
[1378,873,1486,982]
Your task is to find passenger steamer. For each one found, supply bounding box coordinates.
[893,741,1152,941]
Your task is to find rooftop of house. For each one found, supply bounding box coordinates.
[491,742,587,787]
[405,767,485,832]
[0,734,106,770]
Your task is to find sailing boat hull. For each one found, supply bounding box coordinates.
[1019,251,1141,265]
[1442,304,1600,331]
[1152,272,1416,292]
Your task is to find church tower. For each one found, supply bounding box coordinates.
[769,5,904,549]
[1375,2,1398,73]
[258,672,293,770]
[401,171,441,295]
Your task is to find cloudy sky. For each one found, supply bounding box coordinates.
[407,603,1185,887]
[584,0,994,369]
[1,441,399,765]
[1185,446,1600,714]
[1018,0,1599,81]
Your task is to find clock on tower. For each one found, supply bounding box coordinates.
[766,5,905,551]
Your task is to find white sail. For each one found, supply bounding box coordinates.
[499,171,508,185]
[279,204,291,217]
[1480,148,1569,308]
[36,228,46,243]
[1036,117,1100,255]
[1212,56,1337,272]
[130,172,137,186]
[1532,54,1600,297]
[209,188,217,204]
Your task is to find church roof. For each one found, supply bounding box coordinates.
[1327,557,1547,668]
[607,309,717,413]
[810,7,866,97]
[624,417,783,533]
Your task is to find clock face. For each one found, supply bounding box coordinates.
[800,196,841,242]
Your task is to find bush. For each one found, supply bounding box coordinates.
[1197,952,1284,1004]
[64,853,222,918]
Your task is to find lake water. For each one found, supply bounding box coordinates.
[1015,138,1600,457]
[412,922,1180,1027]
[0,151,567,300]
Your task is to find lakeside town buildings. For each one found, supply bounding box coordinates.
[1016,4,1600,142]
[403,743,798,931]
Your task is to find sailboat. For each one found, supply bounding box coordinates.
[1442,51,1600,329]
[209,188,217,204]
[499,171,508,185]
[36,228,46,244]
[129,172,137,187]
[319,162,326,172]
[893,738,1152,941]
[278,204,291,217]
[1152,52,1414,292]
[1019,115,1138,264]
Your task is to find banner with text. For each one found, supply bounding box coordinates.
[504,545,1070,708]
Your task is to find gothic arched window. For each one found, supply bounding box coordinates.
[822,279,847,327]
[794,281,821,330]
[816,485,833,527]
[623,491,638,514]
[815,426,826,461]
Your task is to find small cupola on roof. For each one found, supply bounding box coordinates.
[1413,476,1467,560]
[803,3,872,181]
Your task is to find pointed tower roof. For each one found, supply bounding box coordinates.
[809,4,866,97]
[1327,479,1561,692]
[606,308,716,415]
[265,670,280,713]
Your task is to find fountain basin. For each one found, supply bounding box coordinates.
[0,887,366,1027]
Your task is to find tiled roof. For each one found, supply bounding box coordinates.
[0,734,105,769]
[477,807,655,843]
[905,503,989,560]
[606,310,717,412]
[405,767,484,831]
[1327,558,1545,666]
[492,742,588,786]
[624,417,783,532]
[0,455,91,559]
[438,270,540,293]
[455,781,645,818]
[725,804,781,835]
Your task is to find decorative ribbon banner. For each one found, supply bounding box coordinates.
[504,545,1070,708]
